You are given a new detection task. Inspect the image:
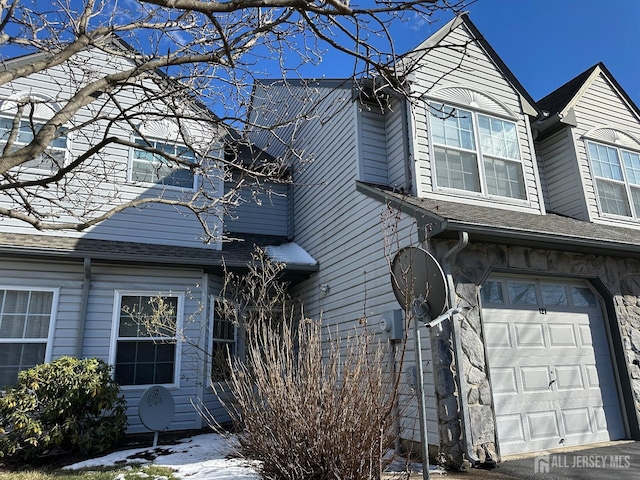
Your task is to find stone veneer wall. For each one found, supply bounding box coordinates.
[430,239,640,465]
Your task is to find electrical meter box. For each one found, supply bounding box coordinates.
[379,309,404,342]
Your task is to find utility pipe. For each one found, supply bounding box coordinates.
[412,300,430,480]
[441,231,480,466]
[76,257,91,358]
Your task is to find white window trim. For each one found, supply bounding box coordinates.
[128,135,199,192]
[481,275,601,311]
[0,286,60,382]
[208,296,240,385]
[426,100,529,204]
[585,138,640,221]
[426,85,519,121]
[0,115,70,173]
[109,290,184,390]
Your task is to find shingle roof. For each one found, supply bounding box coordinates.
[537,62,640,124]
[536,64,599,115]
[0,231,317,277]
[356,182,640,259]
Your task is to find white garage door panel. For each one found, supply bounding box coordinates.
[483,279,626,456]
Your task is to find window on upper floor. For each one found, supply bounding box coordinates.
[586,140,640,218]
[0,92,67,172]
[428,102,526,200]
[0,117,67,171]
[112,292,182,388]
[0,288,56,388]
[131,137,197,189]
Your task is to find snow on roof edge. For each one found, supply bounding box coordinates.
[264,242,317,266]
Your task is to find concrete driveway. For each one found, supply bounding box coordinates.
[391,441,640,479]
[446,441,640,480]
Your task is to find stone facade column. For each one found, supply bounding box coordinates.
[428,318,464,467]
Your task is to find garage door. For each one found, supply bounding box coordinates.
[482,277,626,456]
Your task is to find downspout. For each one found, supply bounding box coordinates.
[76,257,91,358]
[401,96,414,193]
[441,231,480,465]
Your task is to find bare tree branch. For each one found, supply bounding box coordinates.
[0,0,465,238]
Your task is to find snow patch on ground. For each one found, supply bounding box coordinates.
[64,433,260,480]
[64,432,445,479]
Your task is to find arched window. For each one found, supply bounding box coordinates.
[0,92,67,171]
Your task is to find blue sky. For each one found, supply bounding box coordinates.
[392,0,640,105]
[9,1,639,108]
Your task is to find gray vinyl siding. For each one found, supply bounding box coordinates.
[82,264,208,433]
[386,98,410,190]
[289,195,438,444]
[0,48,224,249]
[570,72,640,227]
[224,182,289,236]
[0,260,83,359]
[251,82,438,443]
[408,24,542,213]
[200,275,232,426]
[536,127,588,219]
[0,258,227,432]
[358,104,389,185]
[534,141,551,211]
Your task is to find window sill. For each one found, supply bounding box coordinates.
[128,181,197,193]
[119,383,181,392]
[430,187,532,208]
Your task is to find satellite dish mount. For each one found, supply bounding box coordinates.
[390,246,450,480]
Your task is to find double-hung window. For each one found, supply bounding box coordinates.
[131,138,196,189]
[429,102,526,200]
[0,117,67,170]
[210,300,238,382]
[0,289,56,388]
[587,141,640,218]
[113,293,182,387]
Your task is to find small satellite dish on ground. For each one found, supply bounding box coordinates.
[139,385,175,447]
[390,246,448,318]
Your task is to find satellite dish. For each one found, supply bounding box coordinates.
[139,385,175,433]
[390,246,448,318]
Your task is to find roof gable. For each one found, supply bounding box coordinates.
[402,13,538,116]
[538,63,640,122]
[536,64,598,115]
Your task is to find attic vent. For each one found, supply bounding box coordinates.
[138,119,181,142]
[427,86,515,118]
[0,92,61,119]
[584,127,640,150]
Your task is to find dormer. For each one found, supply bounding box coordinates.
[536,63,640,229]
[395,14,544,214]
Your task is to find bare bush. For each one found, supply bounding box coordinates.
[219,318,400,480]
[201,249,404,479]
